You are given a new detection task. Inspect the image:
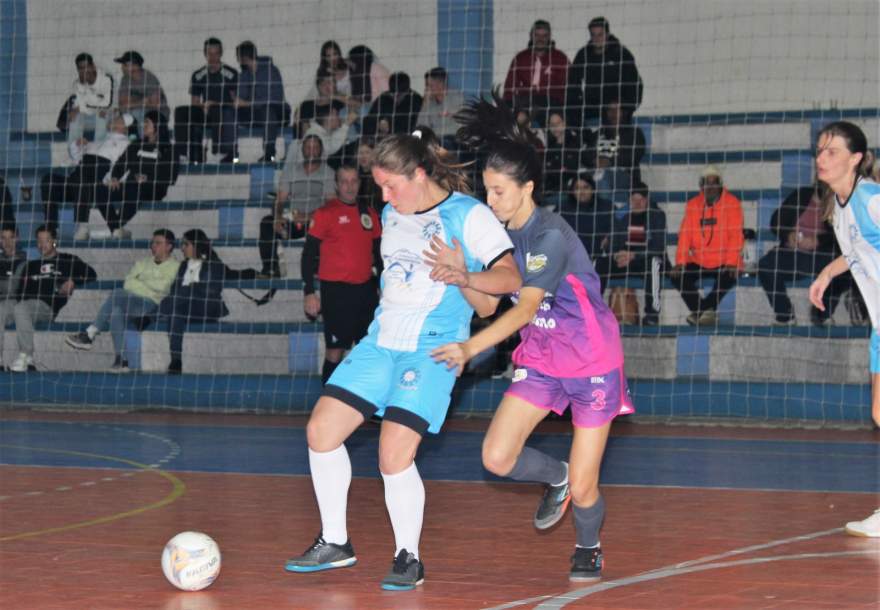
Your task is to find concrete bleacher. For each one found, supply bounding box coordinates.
[1,108,877,424]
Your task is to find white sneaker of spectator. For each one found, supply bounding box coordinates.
[112,227,132,239]
[844,509,880,537]
[10,353,34,372]
[73,224,90,240]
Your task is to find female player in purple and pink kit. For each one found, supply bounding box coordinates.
[428,93,633,581]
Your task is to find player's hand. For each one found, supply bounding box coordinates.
[273,216,288,236]
[424,235,465,270]
[303,293,320,320]
[614,250,634,267]
[109,178,121,191]
[431,341,471,376]
[668,265,683,280]
[809,270,830,311]
[429,264,470,287]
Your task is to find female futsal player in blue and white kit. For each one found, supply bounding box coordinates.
[285,128,521,589]
[809,121,879,538]
[430,94,633,580]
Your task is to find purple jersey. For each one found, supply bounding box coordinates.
[507,207,624,377]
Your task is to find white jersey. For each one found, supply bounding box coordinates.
[72,68,115,115]
[832,178,880,329]
[369,192,513,352]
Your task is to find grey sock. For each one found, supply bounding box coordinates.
[573,495,606,548]
[505,446,566,485]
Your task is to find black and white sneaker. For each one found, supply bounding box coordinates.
[380,549,424,591]
[570,546,603,582]
[284,535,357,573]
[108,357,130,373]
[534,462,571,530]
[66,331,93,350]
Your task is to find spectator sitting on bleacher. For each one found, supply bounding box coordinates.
[670,165,743,326]
[115,51,169,136]
[259,135,336,277]
[502,19,569,124]
[582,97,646,203]
[594,181,668,326]
[80,110,176,240]
[0,178,16,228]
[417,67,464,151]
[317,41,351,97]
[347,45,390,109]
[174,37,239,165]
[542,110,585,209]
[566,16,643,125]
[0,226,25,371]
[302,103,357,160]
[294,67,347,139]
[365,72,423,136]
[758,184,849,326]
[65,228,179,372]
[302,165,381,384]
[558,171,613,261]
[42,110,135,238]
[66,53,115,160]
[159,229,228,375]
[329,136,384,213]
[232,41,289,163]
[1,225,96,372]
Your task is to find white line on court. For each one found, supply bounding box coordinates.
[484,528,877,610]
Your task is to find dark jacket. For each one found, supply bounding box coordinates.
[583,122,646,183]
[0,250,26,299]
[770,186,836,253]
[608,202,668,263]
[17,252,97,316]
[365,90,423,135]
[237,56,286,105]
[111,140,177,201]
[0,177,16,228]
[567,34,643,123]
[160,259,229,321]
[543,128,585,194]
[558,193,615,259]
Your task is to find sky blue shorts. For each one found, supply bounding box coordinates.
[324,340,458,434]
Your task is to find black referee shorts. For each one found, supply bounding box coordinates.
[319,280,379,350]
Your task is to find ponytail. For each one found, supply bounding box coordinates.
[372,127,471,194]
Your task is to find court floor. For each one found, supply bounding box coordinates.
[0,411,878,609]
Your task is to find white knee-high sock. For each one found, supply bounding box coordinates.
[308,445,351,545]
[382,462,425,559]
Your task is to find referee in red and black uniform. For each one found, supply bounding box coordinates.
[301,164,382,384]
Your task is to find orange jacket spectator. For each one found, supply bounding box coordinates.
[675,188,744,269]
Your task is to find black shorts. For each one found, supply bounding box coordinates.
[319,280,378,349]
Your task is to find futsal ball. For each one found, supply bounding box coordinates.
[161,531,222,591]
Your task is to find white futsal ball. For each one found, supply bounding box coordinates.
[161,531,222,591]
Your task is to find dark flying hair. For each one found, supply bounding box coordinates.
[455,89,544,193]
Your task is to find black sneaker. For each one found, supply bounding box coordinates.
[380,549,424,591]
[108,356,129,374]
[65,331,93,350]
[570,546,603,582]
[641,314,659,326]
[534,462,571,530]
[285,535,357,573]
[167,359,182,375]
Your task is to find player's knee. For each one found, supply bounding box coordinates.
[305,415,337,452]
[481,443,515,476]
[378,444,414,475]
[569,476,599,507]
[872,402,880,428]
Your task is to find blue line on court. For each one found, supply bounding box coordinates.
[0,421,877,493]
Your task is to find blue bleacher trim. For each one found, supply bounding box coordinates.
[72,278,304,291]
[218,205,245,239]
[437,0,494,100]
[642,150,789,164]
[631,107,880,128]
[676,335,710,377]
[0,373,869,423]
[124,329,142,369]
[28,320,321,334]
[8,126,296,143]
[289,331,319,374]
[16,237,303,249]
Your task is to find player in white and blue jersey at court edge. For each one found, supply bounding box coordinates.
[809,121,880,538]
[284,128,522,589]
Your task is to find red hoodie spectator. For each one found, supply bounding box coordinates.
[503,19,569,118]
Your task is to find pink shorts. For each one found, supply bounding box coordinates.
[504,365,635,428]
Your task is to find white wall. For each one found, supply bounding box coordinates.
[26,0,438,131]
[493,0,879,115]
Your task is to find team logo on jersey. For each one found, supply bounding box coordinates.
[399,368,421,389]
[360,213,373,230]
[512,368,528,382]
[421,220,442,240]
[526,252,548,273]
[385,249,422,285]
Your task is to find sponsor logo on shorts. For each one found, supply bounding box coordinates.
[590,376,605,384]
[399,368,421,389]
[512,368,527,382]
